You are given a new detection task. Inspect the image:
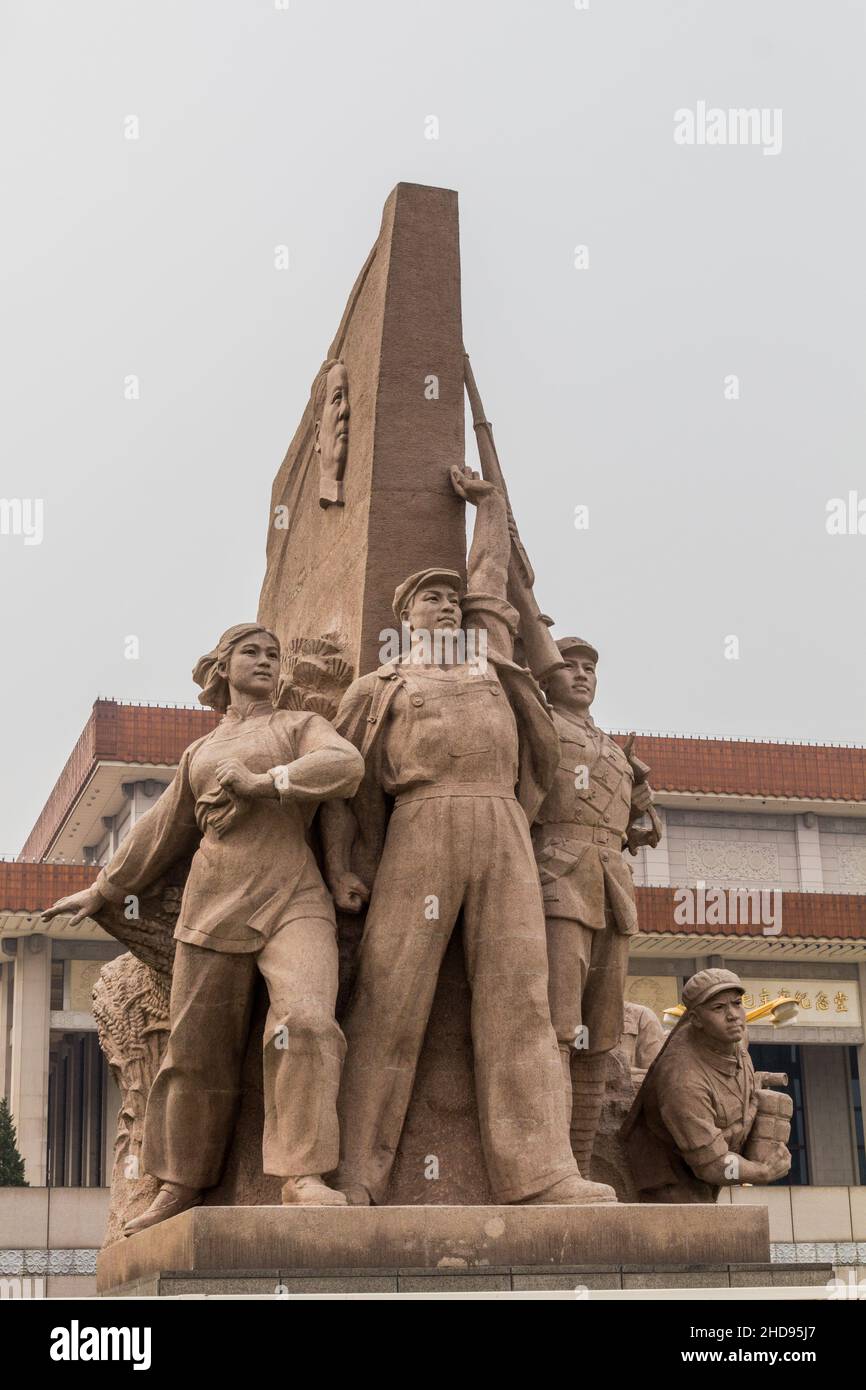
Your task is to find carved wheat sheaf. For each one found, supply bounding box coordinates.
[275,635,354,722]
[92,953,170,1246]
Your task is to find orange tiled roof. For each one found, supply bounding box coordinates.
[635,886,866,939]
[614,734,866,803]
[0,861,99,912]
[20,701,219,863]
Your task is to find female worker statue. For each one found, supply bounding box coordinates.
[44,623,364,1233]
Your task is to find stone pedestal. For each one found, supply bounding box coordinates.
[98,1203,775,1296]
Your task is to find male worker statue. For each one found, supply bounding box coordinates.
[322,465,615,1207]
[621,969,792,1202]
[535,637,661,1177]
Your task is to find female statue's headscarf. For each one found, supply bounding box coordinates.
[192,623,281,713]
[189,624,281,837]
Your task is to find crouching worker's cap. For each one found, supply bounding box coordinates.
[682,968,746,1011]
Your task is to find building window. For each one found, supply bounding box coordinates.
[750,1043,809,1186]
[50,960,65,1011]
[850,1048,866,1185]
[47,1032,106,1187]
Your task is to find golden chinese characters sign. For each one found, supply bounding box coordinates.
[739,978,861,1028]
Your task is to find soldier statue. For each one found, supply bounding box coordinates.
[534,637,661,1177]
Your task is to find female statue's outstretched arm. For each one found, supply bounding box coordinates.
[43,742,200,926]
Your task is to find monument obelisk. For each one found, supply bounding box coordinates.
[259,182,467,676]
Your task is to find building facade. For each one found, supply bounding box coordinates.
[629,737,866,1181]
[1,705,865,1292]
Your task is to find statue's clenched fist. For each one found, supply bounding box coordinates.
[331,871,371,914]
[449,463,497,505]
[214,758,275,799]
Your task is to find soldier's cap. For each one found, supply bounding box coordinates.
[392,568,465,623]
[682,968,746,1011]
[555,636,599,664]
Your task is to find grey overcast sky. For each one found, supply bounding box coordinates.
[1,0,864,854]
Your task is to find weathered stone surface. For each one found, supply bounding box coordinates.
[388,931,492,1205]
[97,1202,771,1294]
[590,1034,642,1202]
[259,181,467,678]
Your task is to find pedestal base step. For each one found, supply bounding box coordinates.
[104,1263,832,1298]
[98,1202,771,1296]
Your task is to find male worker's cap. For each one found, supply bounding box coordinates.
[392,568,464,623]
[682,968,746,1011]
[555,636,599,664]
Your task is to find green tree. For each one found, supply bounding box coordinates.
[0,1096,28,1185]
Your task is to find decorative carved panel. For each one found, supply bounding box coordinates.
[684,839,780,883]
[837,844,866,888]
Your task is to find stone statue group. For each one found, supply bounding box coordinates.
[45,464,790,1233]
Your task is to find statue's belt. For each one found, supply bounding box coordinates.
[395,781,517,806]
[534,823,625,850]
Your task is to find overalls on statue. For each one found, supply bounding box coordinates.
[336,663,578,1205]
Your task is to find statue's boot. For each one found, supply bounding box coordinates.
[339,1183,373,1206]
[281,1175,348,1206]
[521,1174,616,1205]
[123,1182,202,1237]
[569,1051,608,1178]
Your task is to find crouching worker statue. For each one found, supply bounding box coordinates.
[620,969,792,1203]
[44,623,364,1232]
